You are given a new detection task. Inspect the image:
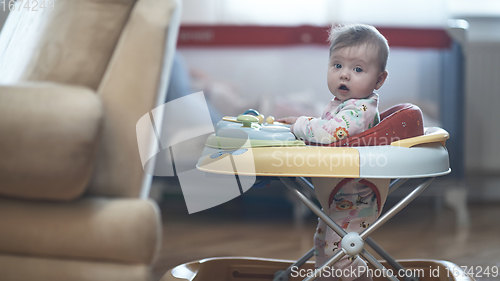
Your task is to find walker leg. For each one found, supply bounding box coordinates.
[360,178,434,239]
[280,177,434,281]
[280,177,346,238]
[366,178,420,280]
[365,238,420,281]
[388,178,409,194]
[298,176,417,279]
[303,249,347,281]
[273,248,315,281]
[360,249,400,281]
[297,177,316,198]
[280,177,396,281]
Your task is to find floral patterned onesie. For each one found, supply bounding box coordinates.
[292,93,380,144]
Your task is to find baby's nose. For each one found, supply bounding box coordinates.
[340,70,350,80]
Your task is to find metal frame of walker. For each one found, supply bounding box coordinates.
[273,176,432,281]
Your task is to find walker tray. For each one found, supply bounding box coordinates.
[197,105,451,178]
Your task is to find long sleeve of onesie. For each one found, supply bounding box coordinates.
[292,93,380,144]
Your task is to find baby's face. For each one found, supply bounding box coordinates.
[327,44,387,102]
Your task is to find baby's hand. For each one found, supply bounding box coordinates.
[275,116,299,124]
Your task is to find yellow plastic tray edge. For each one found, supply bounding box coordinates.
[390,127,449,148]
[196,165,360,178]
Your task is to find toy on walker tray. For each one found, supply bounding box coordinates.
[207,108,305,149]
[161,105,472,281]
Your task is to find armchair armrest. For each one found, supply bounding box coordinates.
[0,82,102,200]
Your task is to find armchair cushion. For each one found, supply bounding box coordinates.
[0,198,160,264]
[0,82,102,200]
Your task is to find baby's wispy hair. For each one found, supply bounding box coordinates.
[329,24,389,72]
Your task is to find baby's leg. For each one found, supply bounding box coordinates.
[316,181,380,281]
[314,218,339,281]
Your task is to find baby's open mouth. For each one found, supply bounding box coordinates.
[339,85,349,91]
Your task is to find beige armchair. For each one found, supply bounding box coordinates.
[0,0,180,280]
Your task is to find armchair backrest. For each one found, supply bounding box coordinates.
[0,0,135,90]
[0,0,181,199]
[89,0,180,198]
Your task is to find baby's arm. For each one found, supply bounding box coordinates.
[275,116,299,124]
[293,104,368,144]
[275,116,299,132]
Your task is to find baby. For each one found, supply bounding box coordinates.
[277,24,389,281]
[278,24,388,144]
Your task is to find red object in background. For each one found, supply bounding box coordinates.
[378,27,451,49]
[178,25,452,49]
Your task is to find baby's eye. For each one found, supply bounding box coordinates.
[334,63,342,69]
[354,67,363,73]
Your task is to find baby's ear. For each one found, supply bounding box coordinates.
[375,71,388,90]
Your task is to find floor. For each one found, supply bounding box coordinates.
[152,181,500,281]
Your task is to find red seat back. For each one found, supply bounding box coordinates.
[308,103,424,147]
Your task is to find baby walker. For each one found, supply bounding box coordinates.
[161,104,472,281]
